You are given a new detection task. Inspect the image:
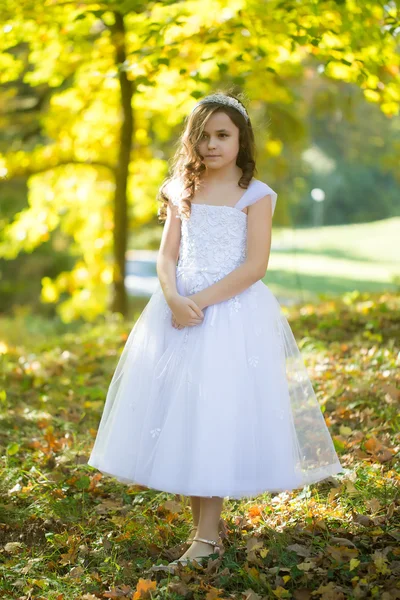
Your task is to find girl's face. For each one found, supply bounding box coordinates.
[197,111,240,170]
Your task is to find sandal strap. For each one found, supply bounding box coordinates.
[193,536,221,548]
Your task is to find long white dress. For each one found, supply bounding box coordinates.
[87,177,343,499]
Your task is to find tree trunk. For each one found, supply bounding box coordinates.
[110,11,134,316]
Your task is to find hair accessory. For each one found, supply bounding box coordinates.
[190,93,250,123]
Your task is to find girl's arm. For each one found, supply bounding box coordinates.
[191,194,273,310]
[157,198,205,325]
[156,200,181,304]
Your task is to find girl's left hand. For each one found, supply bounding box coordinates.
[172,312,206,329]
[172,314,184,329]
[171,293,206,329]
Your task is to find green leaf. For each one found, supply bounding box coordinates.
[217,63,229,73]
[190,90,204,99]
[75,476,90,490]
[7,442,20,456]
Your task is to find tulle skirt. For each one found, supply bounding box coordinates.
[87,272,343,499]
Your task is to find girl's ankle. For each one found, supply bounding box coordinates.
[195,532,220,541]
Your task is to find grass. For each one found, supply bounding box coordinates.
[266,217,400,303]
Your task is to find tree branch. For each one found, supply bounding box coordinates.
[2,159,116,181]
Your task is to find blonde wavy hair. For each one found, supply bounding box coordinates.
[157,90,257,223]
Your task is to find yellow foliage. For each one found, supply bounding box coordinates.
[0,1,398,322]
[349,558,360,570]
[41,277,60,303]
[265,139,283,156]
[381,102,399,116]
[326,62,354,82]
[364,89,381,103]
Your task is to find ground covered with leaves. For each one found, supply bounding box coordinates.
[0,291,399,600]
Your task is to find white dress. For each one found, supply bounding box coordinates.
[87,177,343,499]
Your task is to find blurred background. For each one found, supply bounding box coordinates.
[0,0,399,333]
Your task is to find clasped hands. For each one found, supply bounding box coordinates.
[168,292,206,330]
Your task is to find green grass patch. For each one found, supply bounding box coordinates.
[266,218,400,303]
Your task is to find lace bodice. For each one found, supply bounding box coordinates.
[165,178,277,295]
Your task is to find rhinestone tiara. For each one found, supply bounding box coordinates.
[190,93,250,123]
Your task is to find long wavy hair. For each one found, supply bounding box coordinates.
[157,90,257,223]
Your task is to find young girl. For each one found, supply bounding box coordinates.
[88,91,343,570]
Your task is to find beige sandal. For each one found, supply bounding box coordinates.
[174,525,198,553]
[168,535,223,568]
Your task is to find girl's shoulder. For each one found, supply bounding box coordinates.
[244,178,278,216]
[162,178,182,206]
[162,176,278,215]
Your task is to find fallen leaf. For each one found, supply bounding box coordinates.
[132,578,157,600]
[4,542,25,554]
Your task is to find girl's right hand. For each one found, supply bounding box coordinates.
[169,295,204,328]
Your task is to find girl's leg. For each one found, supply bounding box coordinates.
[179,496,224,560]
[184,496,201,542]
[197,496,224,540]
[190,496,201,527]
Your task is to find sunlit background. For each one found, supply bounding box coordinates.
[0,0,399,329]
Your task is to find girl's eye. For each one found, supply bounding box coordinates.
[201,133,228,139]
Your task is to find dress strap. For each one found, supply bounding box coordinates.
[164,178,181,206]
[235,179,278,216]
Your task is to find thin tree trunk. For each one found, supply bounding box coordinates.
[110,11,135,316]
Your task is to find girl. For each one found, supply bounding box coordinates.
[88,91,343,571]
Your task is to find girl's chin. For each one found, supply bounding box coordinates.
[202,158,226,167]
[204,164,224,170]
